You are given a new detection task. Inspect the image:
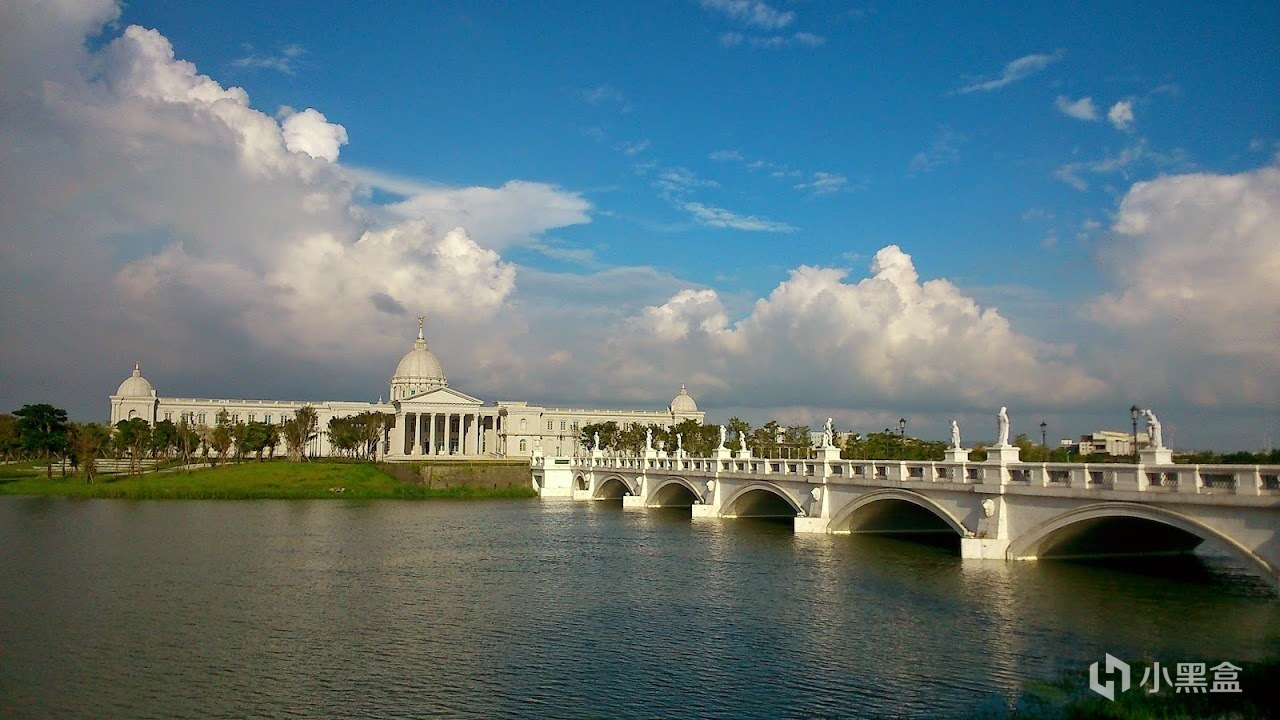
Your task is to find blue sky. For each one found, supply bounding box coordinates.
[2,0,1277,448]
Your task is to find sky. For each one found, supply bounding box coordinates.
[1,0,1277,450]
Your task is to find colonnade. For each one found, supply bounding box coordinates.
[395,410,499,457]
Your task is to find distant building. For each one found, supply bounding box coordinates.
[1071,430,1150,457]
[109,319,704,459]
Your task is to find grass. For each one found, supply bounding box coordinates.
[0,460,537,500]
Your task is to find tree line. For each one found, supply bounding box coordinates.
[0,404,395,482]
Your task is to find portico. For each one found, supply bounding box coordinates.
[389,388,501,458]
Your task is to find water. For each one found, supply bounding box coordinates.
[1,497,1276,719]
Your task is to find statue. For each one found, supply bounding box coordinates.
[950,420,961,449]
[719,425,727,449]
[1144,409,1163,449]
[704,480,715,504]
[593,432,600,451]
[996,406,1010,447]
[677,433,683,452]
[739,432,749,452]
[807,486,823,517]
[645,427,653,451]
[823,417,835,448]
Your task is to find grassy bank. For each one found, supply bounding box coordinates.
[0,460,536,500]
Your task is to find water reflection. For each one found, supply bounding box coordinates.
[0,497,1275,720]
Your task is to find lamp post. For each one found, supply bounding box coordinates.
[898,417,907,460]
[1130,405,1140,462]
[1040,421,1047,457]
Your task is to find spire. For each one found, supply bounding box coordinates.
[680,383,687,395]
[414,315,427,349]
[133,362,141,377]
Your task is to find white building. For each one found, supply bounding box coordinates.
[1071,430,1151,457]
[109,319,704,459]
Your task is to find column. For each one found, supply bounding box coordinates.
[467,414,476,455]
[428,412,436,456]
[392,410,406,456]
[413,413,423,455]
[443,413,452,456]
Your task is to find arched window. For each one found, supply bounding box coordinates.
[519,439,527,452]
[520,418,527,431]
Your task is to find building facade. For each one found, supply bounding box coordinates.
[109,320,704,459]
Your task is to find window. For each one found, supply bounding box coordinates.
[560,421,565,431]
[571,422,578,432]
[249,414,256,423]
[547,420,554,431]
[520,418,527,431]
[264,415,271,425]
[164,412,172,421]
[198,413,206,424]
[519,440,527,452]
[232,414,240,423]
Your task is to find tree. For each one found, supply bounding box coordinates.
[782,424,813,458]
[240,421,274,462]
[672,419,717,456]
[210,410,233,466]
[68,423,111,483]
[726,416,752,452]
[282,406,317,462]
[14,404,70,477]
[175,419,200,468]
[579,421,621,453]
[360,412,390,460]
[751,420,782,457]
[114,418,152,475]
[151,419,178,460]
[0,413,20,462]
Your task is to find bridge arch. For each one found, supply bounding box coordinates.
[574,473,588,491]
[827,488,969,537]
[720,482,804,518]
[1008,502,1279,591]
[649,477,703,507]
[594,475,636,500]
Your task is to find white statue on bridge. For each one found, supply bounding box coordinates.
[1144,409,1164,449]
[823,417,835,448]
[740,431,749,452]
[593,432,600,451]
[950,420,961,449]
[645,427,653,451]
[996,406,1010,447]
[719,425,727,449]
[703,480,715,504]
[677,433,683,452]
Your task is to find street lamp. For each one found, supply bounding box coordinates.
[1130,405,1140,462]
[1040,421,1047,457]
[898,417,907,460]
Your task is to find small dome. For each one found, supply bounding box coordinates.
[116,363,155,397]
[670,384,698,414]
[390,317,447,399]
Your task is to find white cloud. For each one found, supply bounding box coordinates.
[956,50,1065,94]
[1108,100,1135,130]
[709,149,744,161]
[280,107,348,162]
[1052,141,1187,191]
[682,202,797,232]
[233,43,305,75]
[700,0,795,30]
[617,138,650,156]
[720,31,826,48]
[794,171,848,196]
[1087,165,1280,407]
[652,167,719,197]
[1055,95,1098,121]
[613,246,1104,409]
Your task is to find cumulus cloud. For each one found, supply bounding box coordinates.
[1108,100,1135,130]
[281,107,348,161]
[609,246,1104,410]
[233,43,305,75]
[1087,165,1280,406]
[1055,95,1098,121]
[794,171,849,196]
[955,50,1065,94]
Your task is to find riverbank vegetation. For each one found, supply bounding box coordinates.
[0,460,535,500]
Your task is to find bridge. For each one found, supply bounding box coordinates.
[531,445,1280,593]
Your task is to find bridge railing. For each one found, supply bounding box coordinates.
[548,454,1280,497]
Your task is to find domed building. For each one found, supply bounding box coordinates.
[107,317,704,460]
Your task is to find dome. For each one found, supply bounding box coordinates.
[390,318,447,399]
[670,384,698,414]
[116,363,155,398]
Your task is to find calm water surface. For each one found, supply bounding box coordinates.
[1,497,1276,719]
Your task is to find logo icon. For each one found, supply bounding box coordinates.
[1090,654,1131,701]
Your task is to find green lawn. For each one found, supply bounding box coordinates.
[0,461,536,500]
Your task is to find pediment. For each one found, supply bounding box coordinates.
[397,386,484,407]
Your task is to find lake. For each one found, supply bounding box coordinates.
[1,496,1276,718]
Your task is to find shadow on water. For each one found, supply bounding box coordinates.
[1039,551,1278,597]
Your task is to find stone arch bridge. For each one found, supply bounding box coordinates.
[531,448,1280,593]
